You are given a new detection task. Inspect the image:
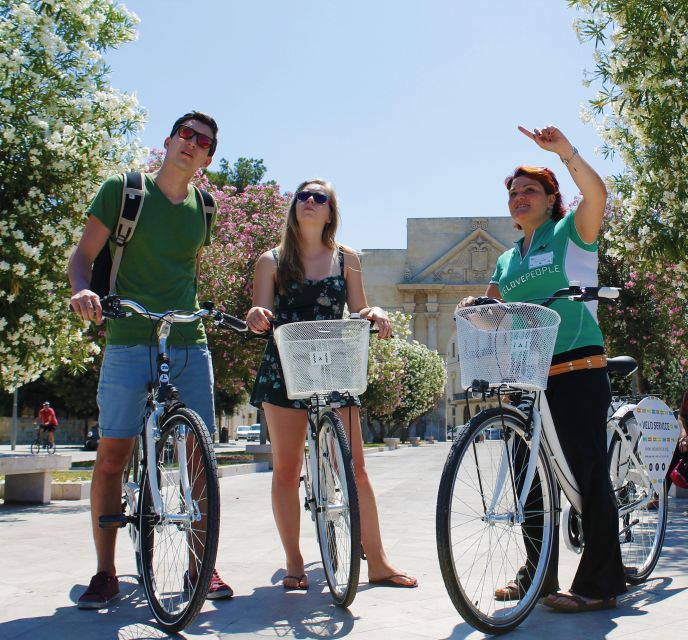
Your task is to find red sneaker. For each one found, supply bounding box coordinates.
[77,572,120,609]
[207,568,233,600]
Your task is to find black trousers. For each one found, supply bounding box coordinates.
[517,367,627,599]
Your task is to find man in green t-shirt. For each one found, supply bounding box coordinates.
[69,111,233,608]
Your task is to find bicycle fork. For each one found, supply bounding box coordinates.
[481,411,543,526]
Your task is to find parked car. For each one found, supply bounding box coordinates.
[485,427,503,440]
[236,424,261,442]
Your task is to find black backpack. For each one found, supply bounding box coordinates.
[90,172,216,297]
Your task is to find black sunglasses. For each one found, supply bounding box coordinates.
[176,124,214,150]
[296,190,329,205]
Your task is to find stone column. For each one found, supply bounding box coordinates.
[402,293,415,340]
[426,293,439,351]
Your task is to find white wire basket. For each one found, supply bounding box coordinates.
[454,303,561,391]
[274,319,371,399]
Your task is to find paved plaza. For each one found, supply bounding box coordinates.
[1,442,687,639]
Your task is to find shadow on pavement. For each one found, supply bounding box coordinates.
[0,501,90,522]
[0,568,357,640]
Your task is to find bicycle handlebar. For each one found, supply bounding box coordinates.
[471,285,621,308]
[248,315,381,341]
[101,296,248,333]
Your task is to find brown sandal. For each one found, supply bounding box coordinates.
[494,581,523,601]
[282,574,308,591]
[543,592,617,613]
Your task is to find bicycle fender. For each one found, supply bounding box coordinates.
[161,401,187,423]
[611,403,636,421]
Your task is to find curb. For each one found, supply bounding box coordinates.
[1,461,272,502]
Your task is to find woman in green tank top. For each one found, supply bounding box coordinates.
[247,179,417,591]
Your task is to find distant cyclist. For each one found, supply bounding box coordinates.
[36,401,58,448]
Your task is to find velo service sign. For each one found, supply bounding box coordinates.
[633,396,679,494]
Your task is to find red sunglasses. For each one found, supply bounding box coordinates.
[176,124,214,150]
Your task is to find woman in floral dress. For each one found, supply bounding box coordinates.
[247,179,417,591]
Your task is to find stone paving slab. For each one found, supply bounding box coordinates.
[0,443,687,639]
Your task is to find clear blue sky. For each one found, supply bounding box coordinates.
[106,0,622,250]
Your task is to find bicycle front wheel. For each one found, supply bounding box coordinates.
[139,408,220,632]
[30,440,40,454]
[609,416,667,584]
[436,407,556,635]
[123,436,144,582]
[315,410,361,607]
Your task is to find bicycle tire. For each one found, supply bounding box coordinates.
[123,436,144,582]
[46,441,56,455]
[30,440,40,455]
[608,415,667,584]
[139,407,220,632]
[436,407,556,635]
[314,410,361,607]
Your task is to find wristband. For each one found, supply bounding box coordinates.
[561,147,579,166]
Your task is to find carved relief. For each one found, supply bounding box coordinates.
[471,243,488,272]
[472,218,489,230]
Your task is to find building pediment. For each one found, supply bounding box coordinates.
[408,228,509,285]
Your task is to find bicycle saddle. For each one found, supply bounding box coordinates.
[606,356,638,376]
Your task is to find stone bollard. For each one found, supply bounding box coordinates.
[425,435,435,444]
[245,443,273,470]
[383,437,400,451]
[409,437,421,447]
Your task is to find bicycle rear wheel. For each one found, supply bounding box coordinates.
[436,407,556,635]
[46,441,56,454]
[139,407,220,632]
[609,416,667,584]
[315,410,361,607]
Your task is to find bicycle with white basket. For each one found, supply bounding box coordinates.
[269,316,373,607]
[435,285,677,634]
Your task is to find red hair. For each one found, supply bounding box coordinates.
[505,166,566,222]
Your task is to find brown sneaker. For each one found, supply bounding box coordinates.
[77,572,120,609]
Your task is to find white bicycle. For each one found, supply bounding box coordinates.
[99,296,247,632]
[436,285,672,634]
[271,317,373,606]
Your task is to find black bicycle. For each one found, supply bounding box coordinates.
[30,426,56,455]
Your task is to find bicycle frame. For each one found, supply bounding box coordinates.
[485,390,581,522]
[103,297,245,523]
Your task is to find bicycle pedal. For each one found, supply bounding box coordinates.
[99,514,134,529]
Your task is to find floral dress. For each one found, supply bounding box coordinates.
[250,247,361,410]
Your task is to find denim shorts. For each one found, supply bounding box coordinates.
[97,344,215,439]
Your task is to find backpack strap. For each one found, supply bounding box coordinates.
[109,172,145,294]
[193,186,216,245]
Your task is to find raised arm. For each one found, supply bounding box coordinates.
[68,215,111,323]
[245,250,277,333]
[518,125,607,244]
[343,250,392,339]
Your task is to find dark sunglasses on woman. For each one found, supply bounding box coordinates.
[296,190,329,205]
[175,124,214,150]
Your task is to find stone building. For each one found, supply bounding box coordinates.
[360,216,520,439]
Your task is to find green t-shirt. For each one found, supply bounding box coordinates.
[87,174,213,346]
[490,209,603,355]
